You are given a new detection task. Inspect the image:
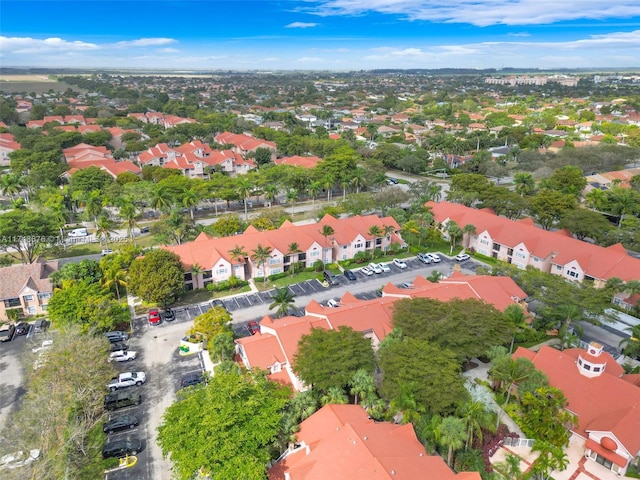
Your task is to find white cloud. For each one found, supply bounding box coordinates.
[508,32,531,37]
[304,0,640,26]
[285,22,320,28]
[0,36,99,55]
[114,38,177,47]
[158,48,180,53]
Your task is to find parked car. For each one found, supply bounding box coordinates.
[368,262,383,274]
[32,319,49,334]
[180,372,206,389]
[399,282,414,289]
[105,331,129,343]
[139,226,150,234]
[67,228,88,237]
[417,253,432,264]
[210,299,227,311]
[148,309,161,325]
[323,271,339,285]
[344,269,357,281]
[392,258,407,269]
[163,308,175,322]
[327,299,340,308]
[427,253,442,263]
[378,262,390,273]
[360,266,373,276]
[103,414,140,434]
[14,322,30,336]
[101,249,113,256]
[0,324,16,343]
[108,371,146,391]
[104,390,141,411]
[102,438,141,459]
[387,177,399,184]
[455,253,471,262]
[109,350,137,362]
[247,321,260,335]
[110,342,128,352]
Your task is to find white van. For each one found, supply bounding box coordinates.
[68,228,88,237]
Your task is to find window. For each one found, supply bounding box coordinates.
[566,270,579,278]
[480,238,489,245]
[593,367,601,372]
[310,250,319,258]
[23,294,34,301]
[342,245,347,249]
[203,270,212,279]
[27,306,37,314]
[583,364,591,371]
[578,358,583,366]
[284,255,291,263]
[4,298,20,308]
[375,238,382,245]
[556,265,562,271]
[215,267,227,275]
[41,304,48,312]
[269,257,279,265]
[515,251,526,259]
[271,268,281,275]
[184,272,193,281]
[38,292,52,300]
[507,248,514,256]
[355,243,363,249]
[298,253,306,261]
[365,241,371,248]
[492,242,500,251]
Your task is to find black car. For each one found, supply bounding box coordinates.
[323,271,339,286]
[102,438,142,459]
[103,414,140,434]
[0,324,16,342]
[15,322,30,336]
[104,391,141,411]
[163,308,176,322]
[180,372,206,389]
[344,270,357,281]
[109,342,129,352]
[105,331,129,343]
[139,226,150,234]
[210,299,227,311]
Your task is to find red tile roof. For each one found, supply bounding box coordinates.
[427,201,640,283]
[268,404,480,480]
[274,156,322,169]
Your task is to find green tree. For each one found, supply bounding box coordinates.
[269,287,296,318]
[619,324,640,359]
[530,189,576,230]
[518,386,576,447]
[251,243,273,285]
[0,209,60,264]
[446,220,463,254]
[237,177,254,221]
[157,369,290,480]
[128,249,185,304]
[101,263,127,301]
[558,208,612,242]
[69,166,113,194]
[95,214,118,248]
[286,242,302,274]
[293,326,375,392]
[457,399,495,450]
[188,306,233,351]
[437,416,467,466]
[320,386,349,405]
[379,337,468,415]
[212,214,243,237]
[348,368,376,405]
[49,259,102,287]
[367,225,382,259]
[319,224,335,269]
[513,172,535,197]
[211,331,236,363]
[539,165,587,198]
[182,187,200,220]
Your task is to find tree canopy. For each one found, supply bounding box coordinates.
[128,249,185,304]
[293,326,375,392]
[157,369,290,480]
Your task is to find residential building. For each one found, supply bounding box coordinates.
[0,258,58,321]
[427,201,640,287]
[0,133,21,166]
[236,273,526,390]
[268,404,481,480]
[214,131,277,158]
[514,343,640,476]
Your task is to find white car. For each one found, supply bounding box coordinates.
[109,350,137,362]
[327,299,340,308]
[101,249,113,256]
[378,262,390,273]
[392,258,407,269]
[360,266,374,276]
[427,253,441,263]
[455,253,471,262]
[369,262,383,274]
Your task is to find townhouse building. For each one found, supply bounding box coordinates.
[427,201,640,288]
[0,259,58,321]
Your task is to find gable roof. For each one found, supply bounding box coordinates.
[268,404,480,480]
[0,258,58,300]
[427,201,640,283]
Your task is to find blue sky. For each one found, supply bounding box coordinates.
[1,0,639,70]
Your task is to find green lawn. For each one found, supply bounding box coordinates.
[265,270,322,289]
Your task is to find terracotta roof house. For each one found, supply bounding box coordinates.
[63,143,112,163]
[427,201,640,287]
[274,156,322,169]
[0,133,21,166]
[236,273,526,390]
[269,404,481,480]
[0,258,58,321]
[214,132,277,158]
[513,344,640,476]
[162,214,402,291]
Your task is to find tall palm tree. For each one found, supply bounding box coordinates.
[446,221,463,254]
[322,174,334,202]
[237,177,253,221]
[319,224,335,270]
[351,168,366,194]
[95,214,118,248]
[462,223,477,248]
[389,382,424,424]
[118,199,139,243]
[320,386,348,406]
[264,184,278,209]
[286,189,298,215]
[268,287,296,318]
[349,369,375,405]
[149,187,173,213]
[490,356,536,428]
[307,181,321,207]
[182,188,200,220]
[228,244,248,279]
[437,416,466,467]
[0,173,25,200]
[457,400,495,450]
[84,190,104,226]
[190,263,204,289]
[513,172,535,197]
[251,243,273,285]
[493,453,526,480]
[102,265,127,301]
[504,304,528,353]
[287,242,302,274]
[585,188,607,211]
[368,225,382,259]
[619,324,640,360]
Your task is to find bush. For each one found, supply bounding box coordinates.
[514,327,546,344]
[312,260,324,272]
[268,272,287,281]
[353,251,369,264]
[206,278,249,293]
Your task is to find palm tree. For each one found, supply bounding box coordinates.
[118,199,139,243]
[462,223,476,249]
[493,453,526,480]
[182,188,200,220]
[286,189,298,215]
[585,188,607,211]
[251,243,273,285]
[457,400,495,450]
[322,174,334,202]
[308,180,321,207]
[319,224,335,270]
[619,324,640,360]
[228,244,248,279]
[287,242,302,274]
[95,214,117,248]
[102,264,127,301]
[237,177,253,221]
[368,225,382,259]
[513,172,535,197]
[264,184,278,209]
[351,168,366,194]
[149,187,173,213]
[348,369,375,405]
[340,174,349,201]
[437,416,466,467]
[446,221,463,254]
[190,263,204,289]
[10,197,26,210]
[269,287,296,318]
[84,190,104,226]
[389,382,424,424]
[490,356,536,428]
[504,304,528,353]
[320,386,348,406]
[0,173,26,201]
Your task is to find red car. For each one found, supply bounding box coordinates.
[247,321,260,335]
[148,309,161,325]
